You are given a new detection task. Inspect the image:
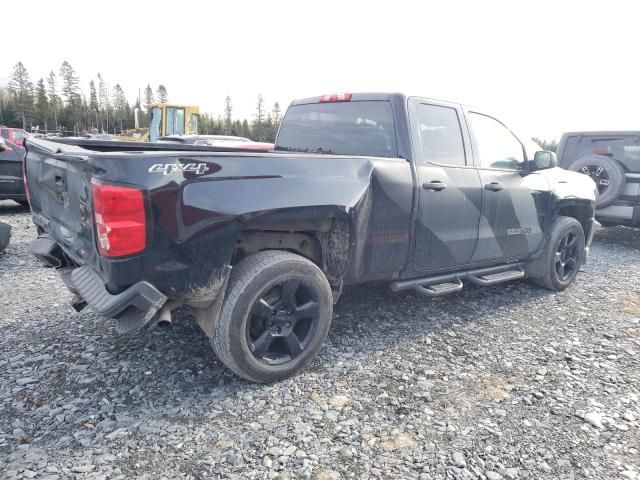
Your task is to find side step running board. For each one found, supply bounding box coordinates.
[414,278,463,298]
[390,263,526,298]
[466,267,525,286]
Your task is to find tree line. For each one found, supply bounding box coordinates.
[0,61,282,142]
[532,137,558,152]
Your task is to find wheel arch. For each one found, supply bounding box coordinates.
[554,200,595,241]
[230,206,352,287]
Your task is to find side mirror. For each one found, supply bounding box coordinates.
[531,150,558,171]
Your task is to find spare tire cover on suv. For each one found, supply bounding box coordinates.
[568,155,626,208]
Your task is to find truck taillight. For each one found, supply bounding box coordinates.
[91,181,146,258]
[319,93,352,102]
[22,156,30,205]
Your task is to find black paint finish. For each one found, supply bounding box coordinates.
[24,93,596,308]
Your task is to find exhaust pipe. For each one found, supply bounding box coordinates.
[149,302,174,329]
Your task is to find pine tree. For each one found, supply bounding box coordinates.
[46,71,59,130]
[89,80,99,127]
[253,94,266,141]
[231,119,242,137]
[7,62,34,129]
[241,119,251,139]
[59,61,81,105]
[532,137,558,152]
[112,84,128,132]
[143,84,155,110]
[59,61,82,132]
[156,84,168,104]
[34,78,48,131]
[97,73,110,132]
[224,96,233,135]
[271,102,282,125]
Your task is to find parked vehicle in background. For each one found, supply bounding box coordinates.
[0,127,29,147]
[557,131,640,226]
[25,93,596,382]
[0,137,28,205]
[158,135,274,150]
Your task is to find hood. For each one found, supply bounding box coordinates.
[543,167,597,202]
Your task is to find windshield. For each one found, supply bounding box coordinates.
[166,107,185,136]
[149,108,162,142]
[275,101,398,158]
[12,130,28,140]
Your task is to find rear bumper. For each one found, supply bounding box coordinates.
[70,266,167,326]
[596,204,640,226]
[29,236,167,333]
[0,192,26,201]
[0,175,25,199]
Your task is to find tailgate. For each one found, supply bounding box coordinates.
[25,139,99,267]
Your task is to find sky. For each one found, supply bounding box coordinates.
[3,0,638,140]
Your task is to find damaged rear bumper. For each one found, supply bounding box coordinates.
[71,266,167,333]
[29,236,167,333]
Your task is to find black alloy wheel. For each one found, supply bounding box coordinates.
[246,279,320,365]
[555,230,580,282]
[527,216,585,292]
[211,250,334,383]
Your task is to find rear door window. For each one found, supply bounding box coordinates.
[416,103,466,166]
[276,101,398,158]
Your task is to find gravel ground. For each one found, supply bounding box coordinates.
[1,198,639,480]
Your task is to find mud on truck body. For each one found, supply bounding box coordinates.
[25,93,597,382]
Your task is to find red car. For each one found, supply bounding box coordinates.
[0,127,29,147]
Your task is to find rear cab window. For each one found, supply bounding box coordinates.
[275,101,398,158]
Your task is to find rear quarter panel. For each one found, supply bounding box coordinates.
[66,151,413,299]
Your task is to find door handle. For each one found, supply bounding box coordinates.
[484,181,504,192]
[423,180,447,191]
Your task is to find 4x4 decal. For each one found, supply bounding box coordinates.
[149,163,210,175]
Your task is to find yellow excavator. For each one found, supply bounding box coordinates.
[112,104,200,142]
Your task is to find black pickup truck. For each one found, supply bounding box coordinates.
[25,93,597,382]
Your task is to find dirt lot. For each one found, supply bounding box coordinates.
[1,199,639,480]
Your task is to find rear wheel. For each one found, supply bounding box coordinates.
[212,250,333,383]
[568,155,625,208]
[527,216,585,291]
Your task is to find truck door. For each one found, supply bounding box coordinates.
[466,111,548,262]
[410,100,482,271]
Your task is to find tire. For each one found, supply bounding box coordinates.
[212,250,333,383]
[527,216,585,291]
[0,222,11,253]
[567,155,625,208]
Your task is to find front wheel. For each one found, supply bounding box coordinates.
[527,216,585,291]
[211,250,333,383]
